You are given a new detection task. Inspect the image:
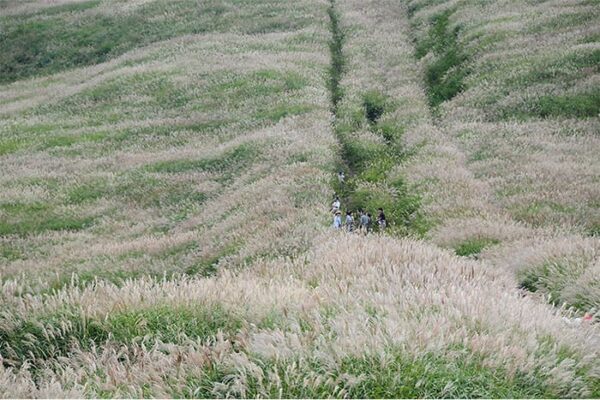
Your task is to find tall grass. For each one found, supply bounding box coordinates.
[0,0,598,397]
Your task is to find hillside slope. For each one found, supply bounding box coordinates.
[0,0,599,397]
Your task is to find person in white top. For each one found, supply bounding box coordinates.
[331,195,341,212]
[333,210,342,229]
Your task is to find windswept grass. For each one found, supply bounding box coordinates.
[0,0,598,397]
[0,0,316,83]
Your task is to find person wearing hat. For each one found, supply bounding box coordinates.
[333,210,342,230]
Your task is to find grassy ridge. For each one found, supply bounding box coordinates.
[405,0,599,314]
[0,0,314,83]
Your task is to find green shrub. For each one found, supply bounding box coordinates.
[454,237,500,257]
[415,9,470,107]
[376,121,405,144]
[363,90,387,124]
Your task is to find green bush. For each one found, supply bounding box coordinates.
[415,9,470,107]
[454,237,500,257]
[363,90,387,124]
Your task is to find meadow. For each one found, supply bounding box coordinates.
[0,0,598,397]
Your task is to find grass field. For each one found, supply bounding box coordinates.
[0,0,599,397]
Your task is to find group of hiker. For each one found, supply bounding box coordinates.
[331,195,386,233]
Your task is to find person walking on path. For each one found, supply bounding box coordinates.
[359,210,369,234]
[333,210,342,230]
[345,211,354,232]
[331,195,341,212]
[377,208,387,231]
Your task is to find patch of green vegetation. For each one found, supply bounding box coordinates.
[375,120,405,144]
[0,303,240,367]
[185,242,241,277]
[454,237,500,257]
[67,180,110,204]
[38,72,195,120]
[511,200,577,226]
[177,347,559,398]
[206,70,307,101]
[512,50,600,88]
[327,0,346,112]
[0,242,24,261]
[29,0,102,16]
[107,304,241,344]
[0,202,94,236]
[145,144,257,179]
[257,309,288,330]
[469,146,495,162]
[0,139,24,155]
[254,103,314,122]
[580,32,600,44]
[517,260,595,312]
[363,90,387,124]
[337,134,385,173]
[415,9,470,108]
[41,132,107,150]
[530,11,598,33]
[41,268,173,296]
[532,91,600,119]
[109,172,206,223]
[255,69,308,91]
[348,179,429,236]
[587,223,600,237]
[0,309,108,367]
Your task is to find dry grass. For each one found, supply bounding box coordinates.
[2,234,599,397]
[0,0,599,397]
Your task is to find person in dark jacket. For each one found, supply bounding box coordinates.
[377,208,386,230]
